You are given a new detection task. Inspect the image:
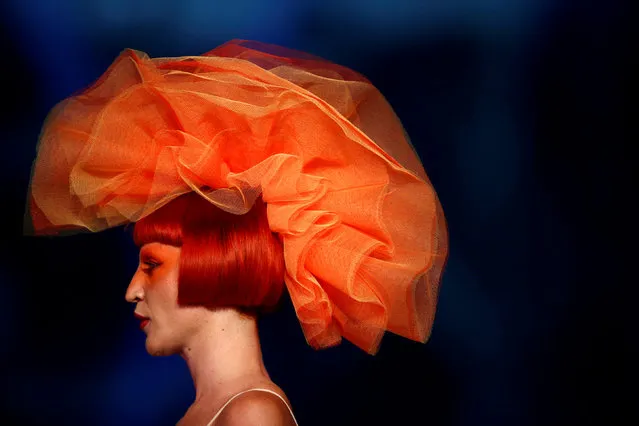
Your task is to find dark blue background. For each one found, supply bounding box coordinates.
[1,1,631,425]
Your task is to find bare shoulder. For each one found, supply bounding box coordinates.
[216,390,296,426]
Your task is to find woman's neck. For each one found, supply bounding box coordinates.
[180,308,271,403]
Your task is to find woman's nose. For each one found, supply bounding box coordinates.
[125,272,144,303]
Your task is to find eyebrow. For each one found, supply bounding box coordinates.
[139,249,161,262]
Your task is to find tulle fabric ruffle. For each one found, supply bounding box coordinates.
[27,39,448,354]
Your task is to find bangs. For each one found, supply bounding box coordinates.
[132,195,191,247]
[133,217,183,247]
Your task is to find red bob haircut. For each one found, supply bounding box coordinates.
[132,192,285,314]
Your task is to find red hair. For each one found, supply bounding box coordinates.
[132,192,285,314]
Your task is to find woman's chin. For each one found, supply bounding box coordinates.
[145,337,171,356]
[145,337,175,357]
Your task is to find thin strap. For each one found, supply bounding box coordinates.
[206,388,299,426]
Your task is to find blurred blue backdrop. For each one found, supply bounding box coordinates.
[0,1,631,425]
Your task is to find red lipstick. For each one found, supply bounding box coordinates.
[134,312,150,330]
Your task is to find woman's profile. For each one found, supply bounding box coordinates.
[127,193,295,425]
[25,39,448,425]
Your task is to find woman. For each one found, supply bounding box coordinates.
[26,39,448,425]
[127,193,296,425]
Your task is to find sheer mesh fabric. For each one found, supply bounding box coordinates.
[26,39,448,354]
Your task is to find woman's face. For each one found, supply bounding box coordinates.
[125,242,205,356]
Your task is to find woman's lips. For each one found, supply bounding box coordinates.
[134,313,150,330]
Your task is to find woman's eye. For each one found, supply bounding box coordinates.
[142,261,159,272]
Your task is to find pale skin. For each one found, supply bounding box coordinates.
[125,242,296,426]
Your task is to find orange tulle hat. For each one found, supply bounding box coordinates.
[26,39,448,355]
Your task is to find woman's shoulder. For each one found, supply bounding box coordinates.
[215,388,297,426]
